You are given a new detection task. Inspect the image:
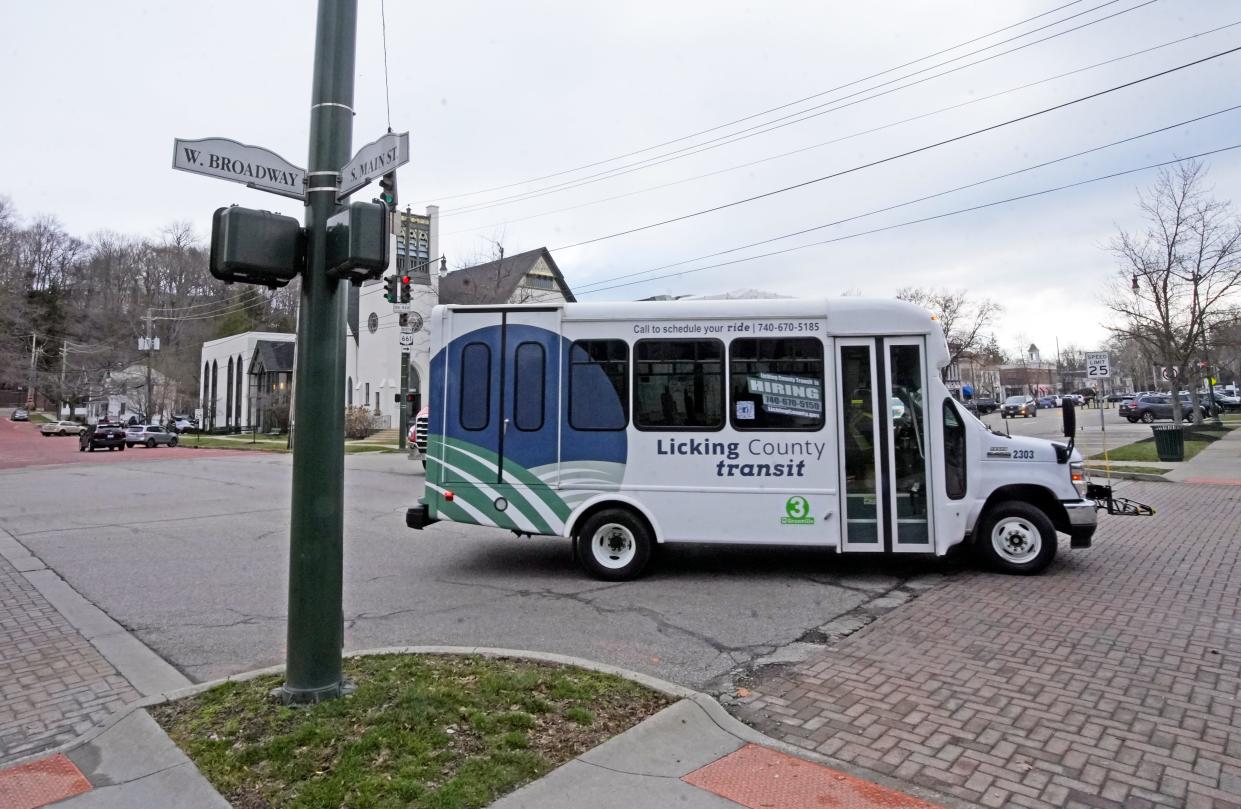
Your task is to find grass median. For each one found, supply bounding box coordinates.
[151,654,672,809]
[1089,422,1235,463]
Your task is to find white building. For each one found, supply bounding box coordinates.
[199,331,296,431]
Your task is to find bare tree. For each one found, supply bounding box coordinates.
[1104,161,1241,423]
[895,286,1003,368]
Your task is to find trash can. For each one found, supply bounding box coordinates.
[1151,424,1185,462]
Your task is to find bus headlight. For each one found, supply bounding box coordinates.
[1070,462,1088,498]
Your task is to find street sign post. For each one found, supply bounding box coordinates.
[338,131,410,201]
[399,332,414,346]
[392,302,412,313]
[173,137,307,201]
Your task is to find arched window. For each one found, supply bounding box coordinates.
[235,354,243,426]
[202,361,209,416]
[225,358,234,429]
[210,361,218,429]
[347,376,353,406]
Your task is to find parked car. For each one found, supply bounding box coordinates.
[1000,396,1037,418]
[972,397,997,414]
[40,420,85,436]
[1037,396,1057,409]
[10,407,29,421]
[168,418,196,434]
[1121,395,1207,423]
[1105,392,1133,403]
[80,423,127,452]
[125,424,178,448]
[1211,392,1241,413]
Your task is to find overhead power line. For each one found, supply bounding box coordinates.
[547,45,1241,253]
[448,20,1241,238]
[438,0,1157,216]
[574,104,1241,293]
[415,0,1106,206]
[577,143,1241,296]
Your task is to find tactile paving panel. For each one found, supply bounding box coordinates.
[0,754,93,809]
[684,744,944,809]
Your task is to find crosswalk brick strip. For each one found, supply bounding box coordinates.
[0,553,138,764]
[735,482,1241,809]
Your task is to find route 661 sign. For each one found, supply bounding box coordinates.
[1086,352,1110,379]
[399,332,414,347]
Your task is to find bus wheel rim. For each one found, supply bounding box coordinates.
[991,517,1040,564]
[592,524,636,569]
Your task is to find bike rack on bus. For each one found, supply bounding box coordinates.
[1061,400,1155,517]
[1086,482,1156,516]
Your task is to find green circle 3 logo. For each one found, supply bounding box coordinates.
[785,496,810,520]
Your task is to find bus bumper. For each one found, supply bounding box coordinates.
[406,504,437,530]
[1063,500,1097,548]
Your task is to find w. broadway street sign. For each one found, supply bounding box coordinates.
[173,137,306,201]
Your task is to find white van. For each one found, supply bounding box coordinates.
[406,298,1098,578]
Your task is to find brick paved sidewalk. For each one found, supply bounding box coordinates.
[0,553,138,764]
[735,482,1241,809]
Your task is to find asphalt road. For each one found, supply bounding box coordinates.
[0,425,957,690]
[976,402,1156,460]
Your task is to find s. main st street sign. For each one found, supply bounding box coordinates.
[337,131,409,201]
[173,137,307,201]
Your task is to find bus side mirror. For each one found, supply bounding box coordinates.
[1062,399,1076,437]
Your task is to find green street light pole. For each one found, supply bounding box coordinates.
[281,0,357,702]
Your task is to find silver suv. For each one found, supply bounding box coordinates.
[125,424,179,448]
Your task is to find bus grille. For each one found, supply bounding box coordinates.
[415,414,429,453]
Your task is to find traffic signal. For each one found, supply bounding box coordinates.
[378,171,397,210]
[383,275,398,303]
[400,275,412,303]
[209,206,304,288]
[325,201,390,284]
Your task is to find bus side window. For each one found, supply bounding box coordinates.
[569,340,628,431]
[513,342,545,431]
[460,342,491,431]
[634,339,724,430]
[729,337,824,431]
[943,398,966,499]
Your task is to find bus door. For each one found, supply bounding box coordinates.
[442,308,562,529]
[835,337,932,553]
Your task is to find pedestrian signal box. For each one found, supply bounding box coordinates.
[209,206,304,288]
[326,201,390,283]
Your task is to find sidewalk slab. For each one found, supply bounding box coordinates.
[1165,422,1241,483]
[577,699,744,777]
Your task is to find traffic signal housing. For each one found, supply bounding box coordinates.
[383,275,398,303]
[209,206,304,289]
[400,275,412,303]
[378,171,397,210]
[326,201,390,284]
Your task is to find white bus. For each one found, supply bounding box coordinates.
[405,298,1099,579]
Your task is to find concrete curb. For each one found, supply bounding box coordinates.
[1084,468,1169,482]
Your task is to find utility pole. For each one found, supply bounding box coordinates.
[398,205,410,450]
[27,333,37,409]
[144,309,154,422]
[60,340,68,419]
[282,0,357,703]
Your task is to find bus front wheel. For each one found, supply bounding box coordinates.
[575,508,653,582]
[975,501,1057,575]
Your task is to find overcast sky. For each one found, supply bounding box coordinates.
[4,0,1239,356]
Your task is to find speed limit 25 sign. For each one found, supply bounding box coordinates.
[1086,352,1110,379]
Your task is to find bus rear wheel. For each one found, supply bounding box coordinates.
[575,508,653,582]
[975,501,1057,575]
